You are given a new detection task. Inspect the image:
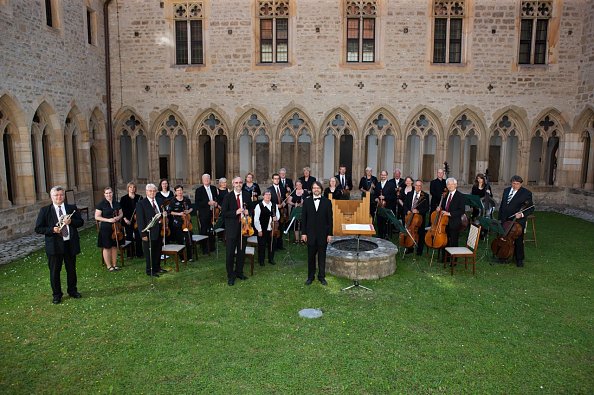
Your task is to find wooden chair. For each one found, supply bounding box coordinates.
[444,224,481,275]
[523,214,537,247]
[191,234,209,258]
[96,222,132,267]
[161,244,187,272]
[245,246,255,276]
[65,189,89,220]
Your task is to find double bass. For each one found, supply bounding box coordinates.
[491,202,534,260]
[424,189,449,249]
[399,192,425,248]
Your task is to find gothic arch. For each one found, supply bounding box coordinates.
[528,108,567,185]
[574,107,594,189]
[404,107,444,139]
[0,94,31,206]
[530,108,568,138]
[113,108,148,185]
[446,108,486,184]
[193,109,231,182]
[64,106,86,190]
[404,108,443,180]
[362,108,400,174]
[276,108,315,181]
[150,109,189,183]
[320,108,359,179]
[235,109,272,183]
[89,107,109,203]
[488,109,528,183]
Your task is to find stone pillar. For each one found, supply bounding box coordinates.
[0,135,9,208]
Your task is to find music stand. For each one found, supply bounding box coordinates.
[282,207,301,265]
[142,213,162,285]
[341,224,375,291]
[478,217,505,263]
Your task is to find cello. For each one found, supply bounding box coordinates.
[424,188,449,249]
[491,202,534,260]
[399,191,425,248]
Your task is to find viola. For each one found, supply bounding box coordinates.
[182,202,193,232]
[377,193,386,208]
[424,188,449,249]
[279,192,290,225]
[272,217,281,238]
[241,203,254,237]
[112,211,124,242]
[160,205,171,238]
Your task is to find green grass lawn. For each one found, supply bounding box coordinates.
[1,212,593,394]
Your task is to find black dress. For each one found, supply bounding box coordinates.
[168,196,194,260]
[471,185,493,219]
[242,183,261,200]
[96,199,121,248]
[323,187,342,200]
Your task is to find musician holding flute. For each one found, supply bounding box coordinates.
[35,185,84,304]
[498,175,534,267]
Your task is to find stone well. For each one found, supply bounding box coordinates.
[326,236,398,280]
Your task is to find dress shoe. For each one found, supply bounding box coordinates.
[304,279,313,286]
[236,274,248,280]
[158,268,168,273]
[68,292,82,299]
[319,279,328,286]
[269,261,276,265]
[228,279,235,286]
[277,247,285,251]
[52,296,62,304]
[259,262,265,266]
[516,260,524,267]
[147,273,160,277]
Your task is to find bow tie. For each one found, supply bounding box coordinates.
[313,197,320,201]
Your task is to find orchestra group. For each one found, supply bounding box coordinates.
[35,165,534,304]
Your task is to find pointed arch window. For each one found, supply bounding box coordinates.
[0,110,16,206]
[519,1,552,65]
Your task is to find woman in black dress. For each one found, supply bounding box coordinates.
[298,167,316,193]
[323,177,343,200]
[156,178,173,208]
[168,185,194,262]
[95,187,123,271]
[471,173,493,221]
[287,180,309,243]
[119,182,143,258]
[242,172,261,202]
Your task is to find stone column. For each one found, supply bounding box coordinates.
[0,135,9,208]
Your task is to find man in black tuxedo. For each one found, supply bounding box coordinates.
[301,181,333,285]
[390,168,405,190]
[195,173,218,254]
[498,175,534,267]
[374,170,395,239]
[279,168,294,195]
[437,177,466,259]
[35,186,84,304]
[335,165,353,199]
[136,183,166,277]
[222,176,252,285]
[269,173,288,250]
[429,168,446,213]
[404,180,430,255]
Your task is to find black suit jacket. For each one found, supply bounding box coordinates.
[440,190,466,230]
[430,178,447,209]
[195,185,218,219]
[301,196,333,244]
[35,203,83,255]
[268,184,288,206]
[279,178,293,193]
[335,174,353,190]
[404,190,429,224]
[390,178,405,190]
[375,180,397,211]
[136,198,162,241]
[222,190,252,237]
[498,187,534,227]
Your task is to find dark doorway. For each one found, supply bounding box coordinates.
[203,139,212,176]
[339,134,353,174]
[468,145,477,184]
[488,145,500,182]
[159,157,169,179]
[3,133,14,203]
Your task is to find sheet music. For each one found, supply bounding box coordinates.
[343,224,374,231]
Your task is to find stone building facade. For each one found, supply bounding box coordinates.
[1,0,593,240]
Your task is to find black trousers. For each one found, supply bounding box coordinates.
[199,214,216,253]
[124,223,143,257]
[377,215,389,239]
[225,229,246,280]
[514,226,526,262]
[47,249,77,297]
[142,239,162,274]
[171,226,193,260]
[441,225,460,261]
[307,240,327,281]
[257,230,276,264]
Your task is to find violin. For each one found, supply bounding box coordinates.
[377,192,386,208]
[400,192,424,248]
[272,216,281,238]
[182,201,193,232]
[252,191,258,202]
[241,203,254,237]
[491,202,533,260]
[160,204,171,238]
[279,192,290,225]
[112,210,124,242]
[424,188,449,249]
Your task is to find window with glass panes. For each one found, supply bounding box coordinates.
[173,2,204,66]
[432,1,464,64]
[519,1,551,65]
[345,0,377,63]
[258,1,289,63]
